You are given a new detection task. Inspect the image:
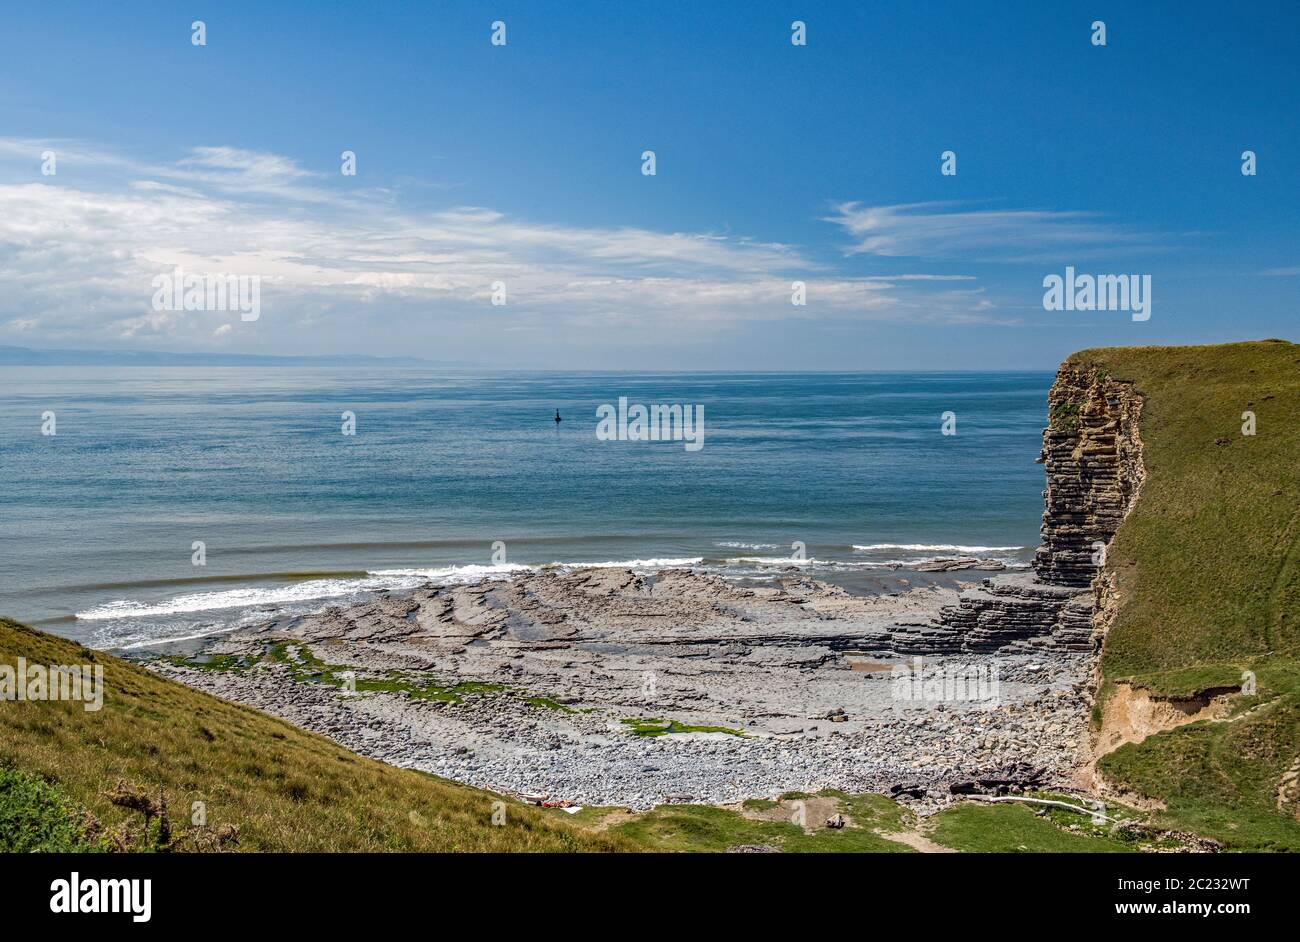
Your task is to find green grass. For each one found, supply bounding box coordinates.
[1098,663,1300,851]
[1072,341,1300,676]
[0,763,99,853]
[0,619,632,852]
[1049,398,1082,433]
[619,716,745,737]
[598,790,1140,853]
[261,640,504,702]
[928,802,1136,853]
[831,790,915,833]
[1067,341,1300,847]
[605,795,916,853]
[1113,664,1258,699]
[176,640,551,708]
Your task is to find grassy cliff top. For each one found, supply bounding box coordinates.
[0,618,629,852]
[1066,339,1298,678]
[1066,340,1300,849]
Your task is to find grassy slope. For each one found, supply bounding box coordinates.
[1067,340,1300,849]
[3,616,1150,854]
[0,618,630,852]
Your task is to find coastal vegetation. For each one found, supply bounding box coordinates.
[1072,341,1300,850]
[551,789,1180,853]
[619,717,746,737]
[165,639,510,703]
[0,617,629,852]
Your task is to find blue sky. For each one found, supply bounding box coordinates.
[0,0,1296,368]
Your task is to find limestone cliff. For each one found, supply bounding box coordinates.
[888,364,1146,654]
[1035,367,1146,588]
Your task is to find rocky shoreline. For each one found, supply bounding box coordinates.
[150,567,1095,812]
[146,363,1145,814]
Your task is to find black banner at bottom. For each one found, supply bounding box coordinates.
[0,851,1283,928]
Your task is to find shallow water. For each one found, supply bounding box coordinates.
[0,367,1051,647]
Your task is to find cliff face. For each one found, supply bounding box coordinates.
[1034,368,1146,587]
[889,365,1145,655]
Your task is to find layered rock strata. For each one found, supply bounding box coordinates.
[889,366,1144,654]
[1034,367,1145,587]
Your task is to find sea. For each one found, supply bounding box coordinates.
[0,368,1053,650]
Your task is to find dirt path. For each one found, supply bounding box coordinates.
[880,828,956,853]
[1276,756,1300,814]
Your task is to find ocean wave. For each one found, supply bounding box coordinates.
[714,541,779,550]
[379,558,707,574]
[76,575,425,620]
[725,556,817,567]
[852,543,1026,553]
[369,563,533,582]
[721,555,1031,573]
[556,557,704,569]
[78,559,711,622]
[863,556,1032,569]
[76,549,1033,627]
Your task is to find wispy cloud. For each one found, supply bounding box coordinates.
[828,201,1150,262]
[0,140,1007,352]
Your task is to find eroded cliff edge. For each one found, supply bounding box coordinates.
[889,364,1147,656]
[1037,366,1146,590]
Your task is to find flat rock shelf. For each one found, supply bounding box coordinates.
[150,567,1093,811]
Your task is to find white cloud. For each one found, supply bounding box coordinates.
[828,201,1148,261]
[0,141,1007,352]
